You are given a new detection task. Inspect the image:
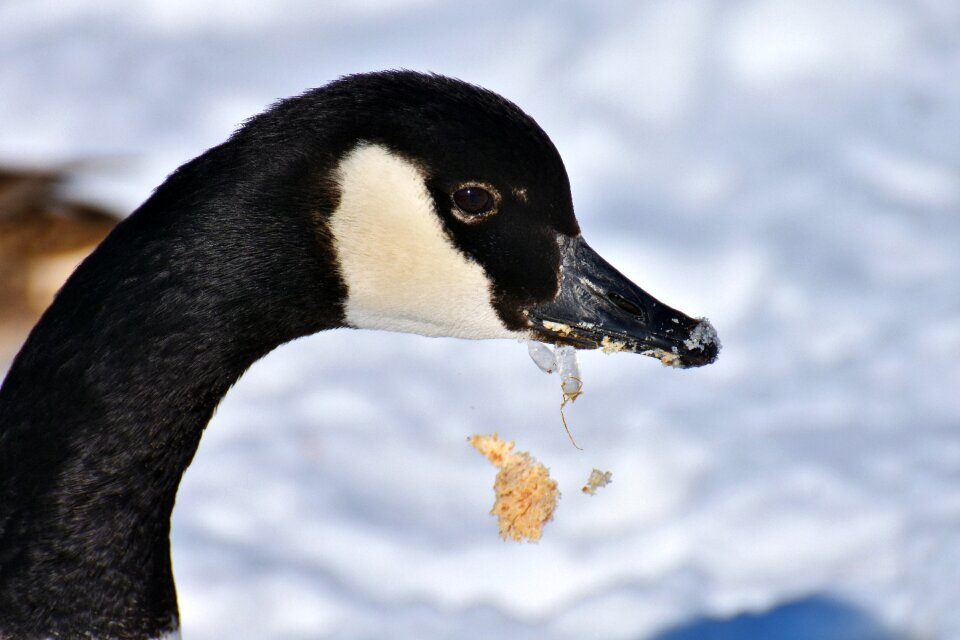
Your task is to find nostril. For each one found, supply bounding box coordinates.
[607,292,647,322]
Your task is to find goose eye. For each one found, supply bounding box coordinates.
[453,186,495,216]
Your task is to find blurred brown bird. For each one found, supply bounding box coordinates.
[0,167,118,362]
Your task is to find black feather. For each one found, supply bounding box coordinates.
[0,70,576,639]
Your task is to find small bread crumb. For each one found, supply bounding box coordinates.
[541,320,574,337]
[582,468,612,495]
[600,336,629,353]
[469,433,559,542]
[641,348,683,368]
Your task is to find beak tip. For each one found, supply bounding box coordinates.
[676,317,721,368]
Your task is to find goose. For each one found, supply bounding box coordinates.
[0,167,118,361]
[0,71,719,640]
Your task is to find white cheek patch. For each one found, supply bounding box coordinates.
[328,143,522,340]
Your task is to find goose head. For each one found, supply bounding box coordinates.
[302,72,718,366]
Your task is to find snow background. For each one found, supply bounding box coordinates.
[2,0,959,638]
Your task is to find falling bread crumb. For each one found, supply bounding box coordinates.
[582,468,613,495]
[469,433,559,542]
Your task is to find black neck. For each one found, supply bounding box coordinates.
[0,144,345,639]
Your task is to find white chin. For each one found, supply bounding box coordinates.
[346,308,522,341]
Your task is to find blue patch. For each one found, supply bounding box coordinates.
[651,594,903,640]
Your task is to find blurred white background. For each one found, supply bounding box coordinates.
[2,1,958,638]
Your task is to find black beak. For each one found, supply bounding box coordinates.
[526,235,720,368]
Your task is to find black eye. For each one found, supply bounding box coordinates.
[453,186,495,216]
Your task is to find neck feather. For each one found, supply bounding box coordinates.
[0,151,345,638]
